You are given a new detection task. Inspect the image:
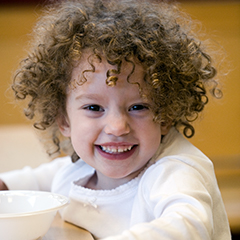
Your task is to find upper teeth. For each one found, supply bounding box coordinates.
[101,146,133,153]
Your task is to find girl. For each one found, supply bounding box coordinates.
[0,0,231,239]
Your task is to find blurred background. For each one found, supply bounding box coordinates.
[0,0,239,238]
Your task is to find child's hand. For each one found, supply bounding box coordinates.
[0,179,8,190]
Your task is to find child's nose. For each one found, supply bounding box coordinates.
[104,112,130,137]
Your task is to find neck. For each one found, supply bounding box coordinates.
[85,170,141,190]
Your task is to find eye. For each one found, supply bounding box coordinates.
[129,104,149,111]
[84,104,104,112]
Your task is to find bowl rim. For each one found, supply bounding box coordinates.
[0,190,69,218]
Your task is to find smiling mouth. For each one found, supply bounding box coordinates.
[100,145,134,154]
[96,145,137,160]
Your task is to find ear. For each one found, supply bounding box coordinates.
[160,121,172,136]
[57,114,71,137]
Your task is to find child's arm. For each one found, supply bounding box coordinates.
[101,157,230,240]
[0,156,71,191]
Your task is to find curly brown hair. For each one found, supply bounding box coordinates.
[12,0,222,159]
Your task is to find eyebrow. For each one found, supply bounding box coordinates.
[75,94,100,101]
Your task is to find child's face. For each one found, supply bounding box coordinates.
[59,53,170,188]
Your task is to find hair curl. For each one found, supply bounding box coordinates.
[12,0,222,159]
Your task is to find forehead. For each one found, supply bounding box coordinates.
[70,51,145,87]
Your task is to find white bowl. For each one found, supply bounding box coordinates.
[0,190,68,240]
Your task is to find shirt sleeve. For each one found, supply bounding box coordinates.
[0,156,71,191]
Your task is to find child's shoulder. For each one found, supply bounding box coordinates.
[54,158,94,178]
[157,127,211,163]
[140,128,215,190]
[51,158,94,193]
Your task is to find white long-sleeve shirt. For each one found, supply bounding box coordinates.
[0,128,231,239]
[0,157,70,191]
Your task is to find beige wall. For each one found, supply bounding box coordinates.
[0,2,240,160]
[182,2,240,160]
[0,6,40,124]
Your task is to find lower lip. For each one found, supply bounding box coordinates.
[96,145,137,160]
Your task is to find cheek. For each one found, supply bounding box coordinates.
[70,133,90,161]
[70,119,99,149]
[140,123,161,150]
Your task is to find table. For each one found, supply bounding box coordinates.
[42,213,94,240]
